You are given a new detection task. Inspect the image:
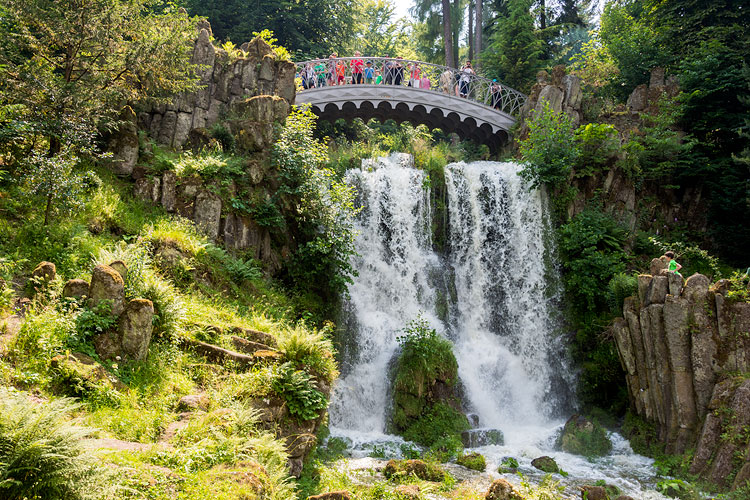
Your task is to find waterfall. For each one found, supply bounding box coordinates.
[444,162,574,437]
[329,154,444,433]
[327,154,667,499]
[330,154,573,435]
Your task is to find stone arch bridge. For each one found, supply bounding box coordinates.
[294,57,527,151]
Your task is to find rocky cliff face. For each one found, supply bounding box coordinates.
[612,259,750,489]
[106,22,298,272]
[137,24,296,152]
[518,66,708,237]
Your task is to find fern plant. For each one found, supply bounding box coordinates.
[0,390,117,500]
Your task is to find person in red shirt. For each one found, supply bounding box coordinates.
[351,51,364,84]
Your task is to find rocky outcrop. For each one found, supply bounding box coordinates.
[88,264,126,316]
[613,271,750,488]
[557,414,612,457]
[94,298,155,362]
[137,30,295,150]
[63,279,89,300]
[531,456,560,474]
[106,106,139,176]
[515,66,708,239]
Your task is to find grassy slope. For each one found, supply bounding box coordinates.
[0,165,336,499]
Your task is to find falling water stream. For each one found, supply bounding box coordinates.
[328,153,668,498]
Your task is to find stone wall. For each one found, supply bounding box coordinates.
[612,259,750,489]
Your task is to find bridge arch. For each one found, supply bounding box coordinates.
[294,57,526,152]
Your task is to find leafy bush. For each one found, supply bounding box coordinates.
[559,209,627,312]
[73,300,117,345]
[274,106,358,301]
[606,272,639,316]
[0,391,117,500]
[519,100,580,189]
[648,236,722,280]
[271,362,327,421]
[574,122,619,177]
[498,456,519,473]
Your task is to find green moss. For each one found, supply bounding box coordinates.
[456,452,486,471]
[392,318,468,451]
[383,459,445,482]
[557,415,613,457]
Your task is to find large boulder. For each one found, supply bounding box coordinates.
[88,264,126,316]
[94,298,154,362]
[119,298,155,361]
[485,478,524,500]
[383,459,445,482]
[579,486,607,500]
[557,414,612,457]
[31,261,56,283]
[531,456,560,474]
[62,279,89,301]
[106,106,139,176]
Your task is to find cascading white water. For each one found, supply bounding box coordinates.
[329,154,667,498]
[329,153,444,433]
[444,161,574,435]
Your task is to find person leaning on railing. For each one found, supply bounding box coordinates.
[459,61,475,98]
[351,52,364,84]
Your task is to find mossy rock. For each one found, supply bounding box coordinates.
[383,459,445,482]
[457,452,486,471]
[531,456,560,474]
[557,414,612,457]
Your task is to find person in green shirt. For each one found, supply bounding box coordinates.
[665,251,682,277]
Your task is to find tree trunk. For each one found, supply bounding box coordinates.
[452,0,460,67]
[474,0,483,70]
[441,0,454,67]
[468,1,474,62]
[540,0,546,30]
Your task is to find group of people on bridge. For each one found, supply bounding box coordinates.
[298,53,505,111]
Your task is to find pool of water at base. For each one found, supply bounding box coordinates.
[325,423,673,500]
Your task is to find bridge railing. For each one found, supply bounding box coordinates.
[294,57,528,117]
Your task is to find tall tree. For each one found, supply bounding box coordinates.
[474,0,483,69]
[468,0,474,61]
[0,0,198,222]
[482,0,541,92]
[184,0,357,58]
[442,0,455,66]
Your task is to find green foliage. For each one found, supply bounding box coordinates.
[726,271,750,302]
[498,456,519,473]
[274,106,359,301]
[184,0,356,59]
[456,452,486,471]
[557,417,613,458]
[0,390,117,500]
[559,209,627,312]
[278,324,338,384]
[574,123,618,177]
[73,301,117,346]
[657,479,700,500]
[519,101,580,190]
[271,362,328,422]
[606,272,638,316]
[18,150,93,225]
[648,237,722,280]
[482,0,542,93]
[598,1,668,100]
[401,403,468,455]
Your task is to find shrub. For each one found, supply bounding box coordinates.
[271,362,327,422]
[574,122,619,177]
[606,272,639,315]
[0,390,117,500]
[498,456,519,473]
[73,300,117,346]
[519,100,580,189]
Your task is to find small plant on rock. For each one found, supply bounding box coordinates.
[457,451,486,471]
